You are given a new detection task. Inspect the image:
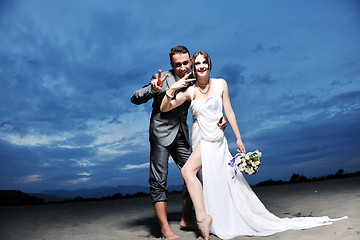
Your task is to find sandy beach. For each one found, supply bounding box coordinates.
[0,176,359,240]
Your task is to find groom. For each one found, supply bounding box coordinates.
[131,46,226,239]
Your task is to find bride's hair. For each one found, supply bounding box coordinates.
[191,51,212,77]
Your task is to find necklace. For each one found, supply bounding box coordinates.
[196,78,210,94]
[196,81,208,87]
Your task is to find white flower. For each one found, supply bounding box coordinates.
[255,149,261,157]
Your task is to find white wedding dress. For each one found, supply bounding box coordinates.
[189,78,347,239]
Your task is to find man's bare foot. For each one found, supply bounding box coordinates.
[180,217,197,231]
[197,215,212,240]
[161,229,180,240]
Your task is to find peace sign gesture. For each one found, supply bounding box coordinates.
[151,70,169,92]
[170,72,196,91]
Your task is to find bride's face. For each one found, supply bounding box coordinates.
[194,55,209,78]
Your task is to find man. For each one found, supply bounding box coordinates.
[131,46,225,239]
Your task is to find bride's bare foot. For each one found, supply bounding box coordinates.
[197,215,212,240]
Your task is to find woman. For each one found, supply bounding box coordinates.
[160,51,347,240]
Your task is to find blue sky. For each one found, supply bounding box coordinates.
[1,0,359,193]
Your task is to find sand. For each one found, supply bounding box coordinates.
[0,176,359,240]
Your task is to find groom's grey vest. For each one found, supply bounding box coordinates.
[131,70,191,147]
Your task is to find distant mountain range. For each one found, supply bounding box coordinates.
[22,171,360,204]
[27,185,183,202]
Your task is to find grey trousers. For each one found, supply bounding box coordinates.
[149,130,192,203]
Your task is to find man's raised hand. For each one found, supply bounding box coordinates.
[151,70,169,92]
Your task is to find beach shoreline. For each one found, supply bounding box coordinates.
[0,176,359,240]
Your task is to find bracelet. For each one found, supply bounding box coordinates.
[166,90,174,98]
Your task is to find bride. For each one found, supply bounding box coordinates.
[160,51,347,240]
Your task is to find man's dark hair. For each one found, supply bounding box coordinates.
[169,46,190,64]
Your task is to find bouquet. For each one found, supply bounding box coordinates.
[228,150,262,178]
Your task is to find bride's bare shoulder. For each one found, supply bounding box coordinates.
[213,78,228,87]
[211,78,227,84]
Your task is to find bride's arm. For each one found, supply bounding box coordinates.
[160,88,190,112]
[160,74,193,112]
[222,79,246,153]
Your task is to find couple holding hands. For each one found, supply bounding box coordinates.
[131,46,346,240]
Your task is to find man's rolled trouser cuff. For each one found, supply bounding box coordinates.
[150,188,168,203]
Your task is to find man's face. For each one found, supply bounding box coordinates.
[171,53,191,78]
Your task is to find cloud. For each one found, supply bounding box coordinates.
[78,172,91,176]
[121,163,149,170]
[18,174,45,183]
[65,177,91,185]
[239,106,360,185]
[247,106,360,162]
[216,63,246,86]
[250,73,276,85]
[253,44,283,53]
